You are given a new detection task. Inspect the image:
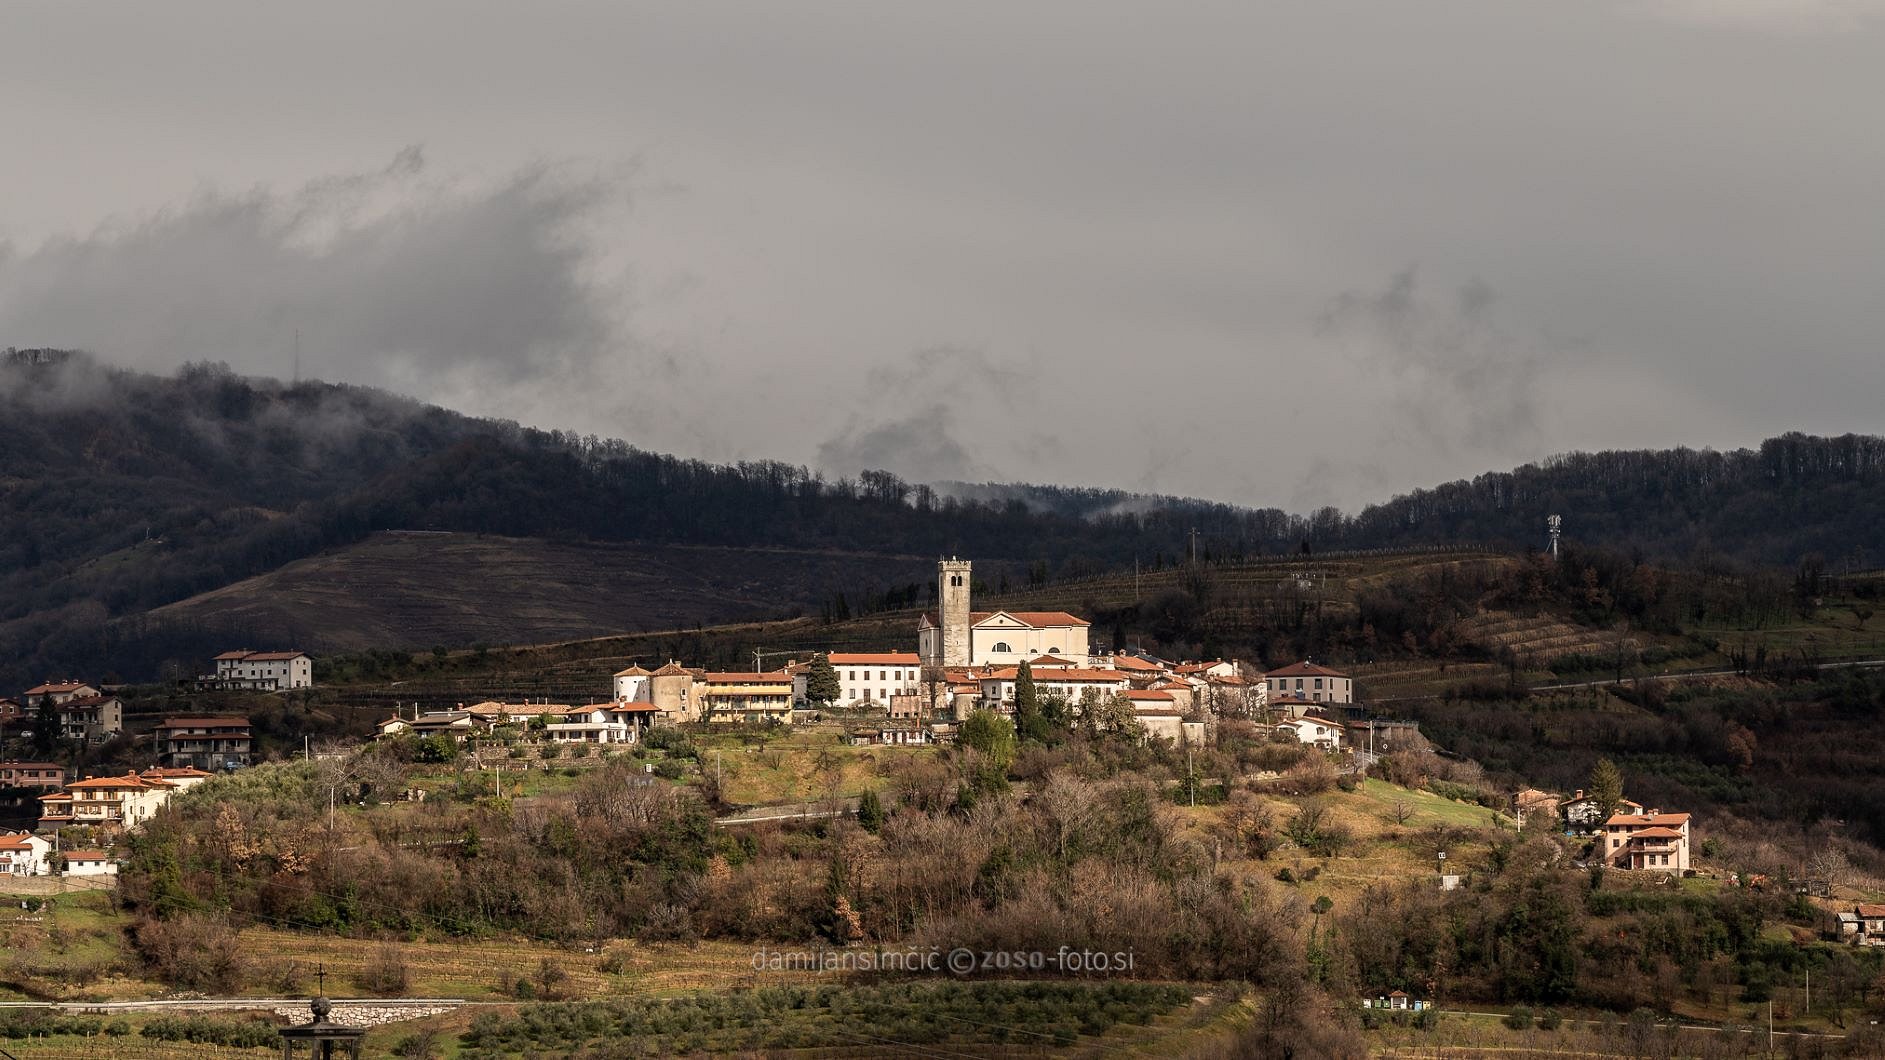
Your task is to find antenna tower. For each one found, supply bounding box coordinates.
[1546,514,1563,559]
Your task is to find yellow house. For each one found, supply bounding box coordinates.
[698,672,794,725]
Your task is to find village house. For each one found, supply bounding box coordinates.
[1603,809,1692,872]
[1561,789,1646,831]
[203,650,314,690]
[548,702,661,744]
[1512,788,1564,827]
[1836,904,1885,945]
[827,653,924,707]
[155,716,253,770]
[1175,660,1239,681]
[139,766,216,793]
[0,697,22,723]
[22,680,100,709]
[1123,690,1205,744]
[613,664,652,702]
[42,772,177,831]
[56,695,124,743]
[0,761,67,791]
[975,665,1130,711]
[698,672,794,724]
[1276,715,1345,752]
[379,711,475,740]
[0,831,53,876]
[648,662,705,723]
[850,724,932,747]
[1264,661,1354,705]
[61,850,118,877]
[1103,653,1171,687]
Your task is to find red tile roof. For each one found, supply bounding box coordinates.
[701,672,792,684]
[613,665,651,677]
[828,653,922,665]
[1606,812,1690,827]
[25,681,94,695]
[1630,827,1686,839]
[1266,661,1349,679]
[1109,655,1165,672]
[66,772,163,791]
[1857,904,1885,918]
[969,611,1090,628]
[1124,690,1176,702]
[157,717,251,729]
[61,849,112,860]
[981,667,1127,683]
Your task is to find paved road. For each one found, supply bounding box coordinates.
[715,797,859,825]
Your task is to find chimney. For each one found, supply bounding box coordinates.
[1573,789,1584,800]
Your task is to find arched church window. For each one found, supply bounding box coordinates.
[1048,647,1061,655]
[992,642,1011,654]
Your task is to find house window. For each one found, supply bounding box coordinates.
[1314,678,1323,690]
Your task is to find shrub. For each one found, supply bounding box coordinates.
[357,941,411,995]
[1538,1008,1561,1030]
[1503,1006,1533,1030]
[131,914,245,992]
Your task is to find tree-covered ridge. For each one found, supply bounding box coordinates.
[4,353,1883,685]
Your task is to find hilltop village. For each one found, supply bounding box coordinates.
[3,559,1699,884]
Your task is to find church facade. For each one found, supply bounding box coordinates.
[917,558,1092,668]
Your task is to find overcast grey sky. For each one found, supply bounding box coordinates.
[3,0,1882,511]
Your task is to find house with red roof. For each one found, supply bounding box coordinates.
[1263,661,1353,705]
[43,772,177,830]
[0,761,67,791]
[155,716,253,770]
[22,680,100,709]
[976,666,1130,710]
[202,649,313,690]
[0,831,53,876]
[1604,809,1692,872]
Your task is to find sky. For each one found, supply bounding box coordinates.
[2,0,1882,513]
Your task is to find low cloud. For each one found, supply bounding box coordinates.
[814,346,1028,484]
[1318,268,1546,455]
[0,149,673,437]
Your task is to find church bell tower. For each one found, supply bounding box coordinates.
[939,558,972,668]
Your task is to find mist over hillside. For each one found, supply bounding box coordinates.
[2,352,1880,686]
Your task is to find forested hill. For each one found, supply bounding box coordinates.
[1338,435,1885,567]
[1,353,1880,684]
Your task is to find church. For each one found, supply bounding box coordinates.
[916,558,1091,668]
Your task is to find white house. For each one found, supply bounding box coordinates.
[0,832,53,876]
[613,665,652,702]
[548,702,660,744]
[61,850,119,877]
[22,681,100,708]
[208,650,314,690]
[976,666,1130,709]
[1276,716,1344,751]
[829,653,924,706]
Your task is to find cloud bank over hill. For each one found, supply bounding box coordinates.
[4,1,1884,510]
